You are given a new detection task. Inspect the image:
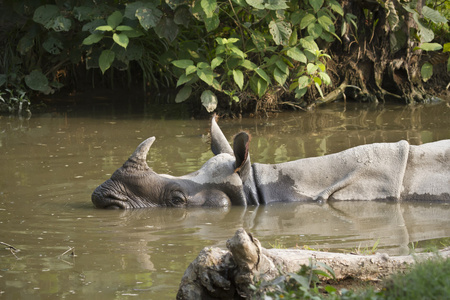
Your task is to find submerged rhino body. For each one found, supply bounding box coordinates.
[92,116,450,209]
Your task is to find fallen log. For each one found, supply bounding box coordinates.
[177,228,450,299]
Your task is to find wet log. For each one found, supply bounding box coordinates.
[177,228,450,300]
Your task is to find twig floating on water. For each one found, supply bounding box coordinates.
[1,241,20,259]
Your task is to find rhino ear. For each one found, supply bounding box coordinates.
[123,137,155,171]
[233,132,252,180]
[210,114,233,155]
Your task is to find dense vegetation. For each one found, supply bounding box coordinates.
[251,256,450,300]
[0,0,448,115]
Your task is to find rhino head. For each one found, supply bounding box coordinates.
[91,116,256,209]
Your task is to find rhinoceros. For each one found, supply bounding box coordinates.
[91,116,450,209]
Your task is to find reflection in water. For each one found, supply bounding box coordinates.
[0,101,449,299]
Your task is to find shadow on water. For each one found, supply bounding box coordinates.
[0,99,449,299]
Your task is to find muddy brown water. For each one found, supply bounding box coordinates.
[1,101,450,299]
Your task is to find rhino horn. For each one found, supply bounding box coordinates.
[210,114,234,156]
[123,137,156,171]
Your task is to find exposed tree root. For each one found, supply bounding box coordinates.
[177,228,450,300]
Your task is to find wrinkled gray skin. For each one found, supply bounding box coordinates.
[92,116,450,209]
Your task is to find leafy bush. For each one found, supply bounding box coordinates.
[0,0,448,114]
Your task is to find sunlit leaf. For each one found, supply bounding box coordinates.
[172,59,194,69]
[245,0,264,9]
[319,72,331,85]
[269,20,292,46]
[205,14,220,32]
[328,0,343,16]
[422,6,447,24]
[300,14,316,30]
[113,33,129,48]
[250,75,268,97]
[201,90,218,112]
[201,0,217,18]
[295,87,307,98]
[286,47,307,63]
[255,68,271,83]
[233,69,244,90]
[211,57,224,70]
[443,43,450,53]
[197,67,215,86]
[116,25,134,31]
[241,60,257,70]
[298,75,310,89]
[274,67,288,86]
[420,62,433,82]
[96,25,114,31]
[307,22,322,39]
[414,43,443,51]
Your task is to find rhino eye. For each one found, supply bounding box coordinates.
[169,190,186,207]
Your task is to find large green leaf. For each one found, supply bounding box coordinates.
[328,0,343,16]
[264,0,289,10]
[414,43,443,52]
[113,33,129,49]
[413,13,434,43]
[33,5,59,27]
[309,0,323,13]
[250,75,268,97]
[233,69,244,90]
[422,6,447,24]
[246,0,264,9]
[136,6,163,30]
[172,59,194,69]
[211,57,224,70]
[317,13,335,33]
[99,50,115,74]
[300,14,316,30]
[83,33,103,45]
[25,70,51,93]
[420,62,433,82]
[201,0,217,18]
[255,68,271,83]
[286,47,307,63]
[175,85,192,103]
[155,17,179,42]
[197,67,215,86]
[273,67,288,86]
[298,75,310,89]
[177,74,195,87]
[300,36,319,51]
[205,14,220,32]
[269,20,292,46]
[107,11,123,29]
[307,22,322,39]
[201,90,218,112]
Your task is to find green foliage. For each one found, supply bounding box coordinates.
[250,258,336,299]
[250,256,450,300]
[1,0,448,113]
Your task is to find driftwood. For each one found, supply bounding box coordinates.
[177,228,450,299]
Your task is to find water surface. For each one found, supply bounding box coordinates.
[1,101,449,299]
